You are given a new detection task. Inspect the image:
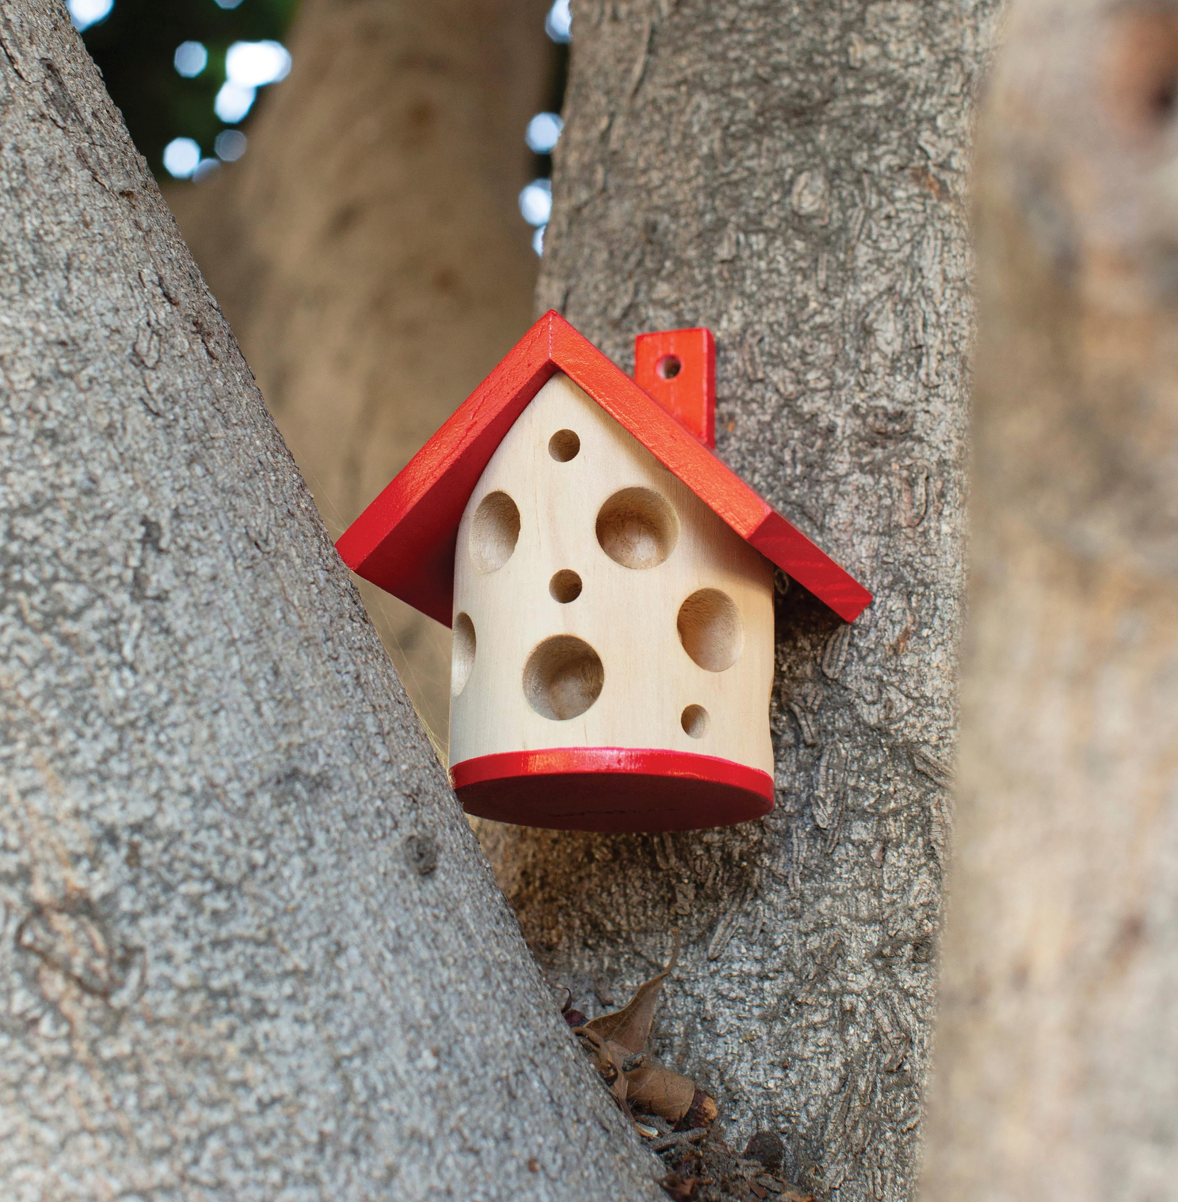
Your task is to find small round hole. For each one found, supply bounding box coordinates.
[681,704,709,738]
[523,635,604,720]
[656,355,682,380]
[469,491,520,573]
[548,429,581,462]
[549,569,582,603]
[677,588,743,672]
[451,612,476,697]
[595,487,679,570]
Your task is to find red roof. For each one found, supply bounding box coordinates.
[336,311,872,625]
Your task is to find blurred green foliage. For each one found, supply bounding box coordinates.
[80,0,300,177]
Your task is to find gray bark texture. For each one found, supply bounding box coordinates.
[478,2,999,1198]
[167,0,553,753]
[922,1,1178,1197]
[0,5,663,1198]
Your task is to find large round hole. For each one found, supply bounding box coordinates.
[549,429,581,462]
[549,569,582,603]
[656,354,682,380]
[523,635,604,721]
[677,588,743,672]
[469,491,520,573]
[595,487,679,570]
[681,704,709,738]
[451,612,476,697]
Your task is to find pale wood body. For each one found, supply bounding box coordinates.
[448,373,775,775]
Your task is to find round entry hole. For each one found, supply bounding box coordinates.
[524,635,604,721]
[549,569,582,603]
[451,612,476,697]
[677,588,743,672]
[469,491,520,573]
[549,429,581,461]
[595,487,679,570]
[656,354,682,380]
[681,704,709,738]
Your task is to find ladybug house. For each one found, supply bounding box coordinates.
[337,312,870,833]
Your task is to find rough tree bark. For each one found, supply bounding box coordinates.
[477,2,998,1197]
[167,0,553,751]
[0,5,662,1198]
[922,2,1178,1197]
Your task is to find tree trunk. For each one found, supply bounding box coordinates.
[0,5,661,1197]
[477,2,998,1196]
[922,1,1178,1196]
[166,0,552,752]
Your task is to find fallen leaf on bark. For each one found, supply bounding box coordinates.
[625,1056,697,1120]
[572,934,717,1131]
[581,933,679,1053]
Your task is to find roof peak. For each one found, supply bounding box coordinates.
[336,311,871,625]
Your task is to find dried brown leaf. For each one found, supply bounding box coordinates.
[576,1029,633,1112]
[574,933,718,1133]
[625,1061,698,1124]
[582,932,680,1054]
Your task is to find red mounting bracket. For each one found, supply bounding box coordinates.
[633,328,716,448]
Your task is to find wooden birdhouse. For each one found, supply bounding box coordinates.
[337,312,870,833]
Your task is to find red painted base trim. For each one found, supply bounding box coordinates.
[450,748,774,833]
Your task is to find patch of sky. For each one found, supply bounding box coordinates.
[215,82,255,123]
[162,137,201,179]
[526,112,563,155]
[174,42,208,79]
[519,179,552,227]
[215,130,248,162]
[214,40,291,124]
[545,0,571,43]
[67,0,112,32]
[225,40,292,87]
